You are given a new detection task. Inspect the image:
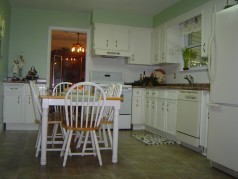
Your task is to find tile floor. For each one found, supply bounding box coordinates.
[0,130,235,179]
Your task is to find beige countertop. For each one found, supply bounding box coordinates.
[133,83,210,91]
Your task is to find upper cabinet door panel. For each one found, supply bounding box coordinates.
[93,23,112,50]
[113,26,130,51]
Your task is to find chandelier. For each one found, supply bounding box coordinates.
[71,33,85,53]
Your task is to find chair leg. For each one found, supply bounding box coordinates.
[63,130,73,167]
[35,129,42,157]
[76,131,84,149]
[90,131,96,156]
[82,131,89,154]
[61,130,69,157]
[106,124,113,148]
[102,125,109,147]
[93,130,102,166]
[51,123,59,144]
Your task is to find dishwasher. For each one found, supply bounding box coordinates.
[176,90,202,147]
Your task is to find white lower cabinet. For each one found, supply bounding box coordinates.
[132,88,145,129]
[3,83,46,130]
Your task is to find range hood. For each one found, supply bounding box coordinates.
[93,49,132,58]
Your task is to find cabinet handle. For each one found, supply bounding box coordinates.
[106,40,109,47]
[29,97,31,104]
[115,40,117,47]
[162,107,164,111]
[18,96,20,104]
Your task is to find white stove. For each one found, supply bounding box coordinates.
[90,71,132,129]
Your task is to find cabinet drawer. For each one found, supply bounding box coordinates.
[133,88,144,96]
[4,84,24,94]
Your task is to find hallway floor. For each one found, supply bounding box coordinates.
[0,130,234,179]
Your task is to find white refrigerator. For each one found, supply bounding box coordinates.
[207,5,238,175]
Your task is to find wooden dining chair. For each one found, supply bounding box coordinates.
[51,82,72,143]
[60,82,106,166]
[29,81,65,157]
[99,83,122,150]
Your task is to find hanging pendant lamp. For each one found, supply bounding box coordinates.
[71,33,85,53]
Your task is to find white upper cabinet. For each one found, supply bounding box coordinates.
[93,23,131,57]
[159,24,167,63]
[201,1,213,57]
[166,24,182,63]
[151,26,160,65]
[128,27,152,65]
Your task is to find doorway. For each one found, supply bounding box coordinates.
[50,29,87,89]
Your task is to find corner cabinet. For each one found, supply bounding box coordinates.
[3,83,46,130]
[128,27,152,65]
[92,23,131,57]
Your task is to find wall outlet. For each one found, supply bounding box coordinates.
[173,72,176,79]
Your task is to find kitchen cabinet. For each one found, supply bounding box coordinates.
[159,24,167,63]
[156,90,178,135]
[93,23,131,56]
[3,84,24,123]
[144,90,152,126]
[132,88,145,129]
[3,83,47,130]
[151,26,160,65]
[201,1,213,57]
[128,27,152,65]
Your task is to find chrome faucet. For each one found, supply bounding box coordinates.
[184,75,194,86]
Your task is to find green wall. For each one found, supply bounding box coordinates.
[91,9,153,28]
[8,8,91,78]
[153,0,210,27]
[0,0,11,131]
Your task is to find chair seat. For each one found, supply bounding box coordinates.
[61,120,100,131]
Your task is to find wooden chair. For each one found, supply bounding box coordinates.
[51,82,72,143]
[29,81,65,157]
[99,83,122,149]
[60,82,106,166]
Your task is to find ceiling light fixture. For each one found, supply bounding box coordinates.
[71,33,85,53]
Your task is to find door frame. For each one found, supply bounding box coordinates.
[47,26,91,87]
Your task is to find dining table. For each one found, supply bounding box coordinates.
[40,94,122,166]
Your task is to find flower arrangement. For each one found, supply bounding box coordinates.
[181,48,197,70]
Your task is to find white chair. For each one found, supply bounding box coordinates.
[29,81,65,157]
[60,82,106,166]
[99,83,122,150]
[51,82,72,143]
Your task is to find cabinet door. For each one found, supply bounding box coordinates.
[128,27,152,65]
[144,98,151,126]
[201,1,213,57]
[132,96,143,124]
[150,99,157,127]
[24,95,35,123]
[166,24,181,63]
[151,26,160,65]
[113,26,130,51]
[159,24,166,63]
[156,99,166,131]
[166,100,177,135]
[4,95,23,123]
[94,23,112,50]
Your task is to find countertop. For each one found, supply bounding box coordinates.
[133,83,210,91]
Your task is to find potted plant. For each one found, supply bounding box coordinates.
[181,48,197,70]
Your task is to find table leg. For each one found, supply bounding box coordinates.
[41,99,49,165]
[112,105,119,163]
